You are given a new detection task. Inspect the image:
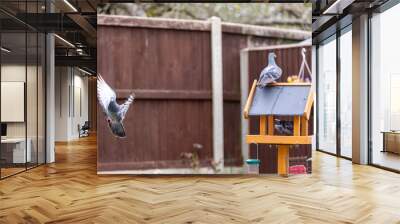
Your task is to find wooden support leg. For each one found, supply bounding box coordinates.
[259,115,266,135]
[267,116,274,135]
[301,116,308,136]
[278,145,289,176]
[294,116,301,136]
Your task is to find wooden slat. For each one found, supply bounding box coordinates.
[294,116,301,136]
[259,116,266,135]
[98,15,211,31]
[246,135,312,145]
[98,15,310,41]
[301,116,308,136]
[244,80,258,119]
[267,116,274,135]
[115,89,241,101]
[303,90,314,120]
[269,82,311,86]
[277,145,289,176]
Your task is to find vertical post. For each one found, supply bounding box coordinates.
[294,116,301,136]
[46,32,55,163]
[352,14,369,164]
[259,116,266,135]
[301,117,309,136]
[240,50,249,162]
[267,115,274,173]
[277,146,289,176]
[210,16,224,171]
[268,116,274,135]
[46,0,55,163]
[279,116,300,177]
[336,29,341,157]
[314,45,319,151]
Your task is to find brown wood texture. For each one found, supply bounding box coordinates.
[248,45,313,173]
[98,26,214,171]
[294,116,301,136]
[259,116,266,135]
[97,18,304,172]
[268,116,274,135]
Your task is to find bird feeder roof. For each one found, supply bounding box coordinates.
[244,81,314,118]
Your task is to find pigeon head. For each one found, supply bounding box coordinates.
[268,52,277,65]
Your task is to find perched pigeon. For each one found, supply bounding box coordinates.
[274,119,293,135]
[97,74,135,138]
[257,52,282,87]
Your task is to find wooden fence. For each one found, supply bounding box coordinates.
[97,15,310,173]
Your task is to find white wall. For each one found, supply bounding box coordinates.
[55,66,69,141]
[1,63,46,164]
[1,65,30,138]
[55,67,89,141]
[71,72,89,138]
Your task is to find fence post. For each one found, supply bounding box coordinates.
[240,49,249,162]
[210,16,224,171]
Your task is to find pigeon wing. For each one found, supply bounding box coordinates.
[258,66,277,85]
[271,65,282,80]
[97,74,116,115]
[119,93,135,121]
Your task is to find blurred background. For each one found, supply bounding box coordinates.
[98,3,312,31]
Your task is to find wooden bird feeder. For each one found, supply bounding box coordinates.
[243,80,314,176]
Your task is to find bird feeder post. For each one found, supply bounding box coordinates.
[278,116,300,176]
[277,145,289,176]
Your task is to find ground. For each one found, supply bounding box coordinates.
[0,135,400,223]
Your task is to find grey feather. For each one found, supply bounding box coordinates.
[97,74,135,138]
[257,52,282,87]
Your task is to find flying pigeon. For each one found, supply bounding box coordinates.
[97,74,135,138]
[257,52,282,87]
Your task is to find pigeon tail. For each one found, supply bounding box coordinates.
[119,93,135,121]
[126,93,135,104]
[109,121,126,138]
